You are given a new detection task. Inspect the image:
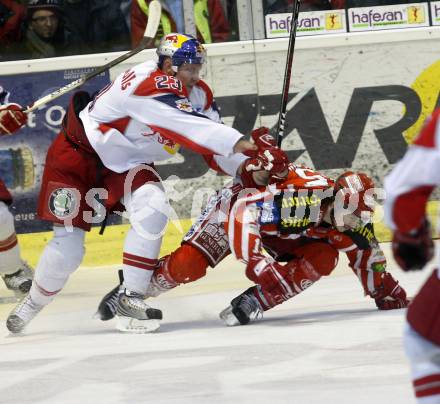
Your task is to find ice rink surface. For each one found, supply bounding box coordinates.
[0,242,433,404]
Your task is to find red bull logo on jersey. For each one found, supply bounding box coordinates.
[157,134,180,155]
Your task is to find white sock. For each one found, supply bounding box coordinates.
[122,228,160,295]
[0,201,22,275]
[122,184,169,295]
[30,226,85,306]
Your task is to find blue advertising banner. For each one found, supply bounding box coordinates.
[0,68,112,233]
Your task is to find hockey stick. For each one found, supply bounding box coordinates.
[24,0,162,113]
[275,0,301,147]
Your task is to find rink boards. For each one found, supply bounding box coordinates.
[1,27,439,264]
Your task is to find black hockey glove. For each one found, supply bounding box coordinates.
[392,220,434,271]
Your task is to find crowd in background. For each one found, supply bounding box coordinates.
[265,0,427,13]
[0,0,235,61]
[0,0,430,62]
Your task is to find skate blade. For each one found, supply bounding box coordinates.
[116,316,161,333]
[219,306,240,327]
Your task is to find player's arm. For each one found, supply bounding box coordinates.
[342,237,409,310]
[226,190,291,291]
[202,129,278,178]
[327,228,408,310]
[0,104,27,136]
[193,81,249,177]
[125,84,254,157]
[384,109,440,270]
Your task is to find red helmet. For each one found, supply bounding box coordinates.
[334,171,375,216]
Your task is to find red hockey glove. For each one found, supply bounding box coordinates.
[0,103,27,135]
[251,127,276,148]
[241,147,289,187]
[374,272,410,310]
[392,219,434,271]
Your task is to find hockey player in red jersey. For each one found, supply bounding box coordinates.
[97,128,409,326]
[0,98,34,299]
[219,162,409,325]
[2,33,256,334]
[384,108,440,402]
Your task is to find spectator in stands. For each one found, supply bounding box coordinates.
[0,0,26,60]
[7,0,68,60]
[63,0,131,55]
[264,0,344,13]
[225,0,239,40]
[345,0,424,6]
[131,0,230,48]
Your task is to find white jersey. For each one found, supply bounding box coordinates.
[188,80,247,177]
[79,60,242,173]
[384,109,440,233]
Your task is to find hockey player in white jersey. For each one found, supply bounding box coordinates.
[2,33,256,334]
[384,108,440,402]
[95,56,255,321]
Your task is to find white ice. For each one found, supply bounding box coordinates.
[0,242,431,404]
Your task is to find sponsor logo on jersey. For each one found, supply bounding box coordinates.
[156,132,180,154]
[372,262,386,272]
[257,201,279,224]
[48,188,78,218]
[353,224,374,242]
[281,194,321,208]
[281,217,311,228]
[300,279,314,290]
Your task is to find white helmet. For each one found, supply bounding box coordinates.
[157,33,206,71]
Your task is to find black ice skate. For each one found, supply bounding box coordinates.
[116,288,163,333]
[219,286,263,326]
[95,270,124,321]
[2,262,33,300]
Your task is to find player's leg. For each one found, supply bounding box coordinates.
[7,225,86,333]
[404,269,440,402]
[148,243,210,295]
[405,324,440,403]
[95,243,210,321]
[220,241,339,326]
[0,197,33,299]
[115,182,168,333]
[96,184,232,321]
[146,184,232,297]
[6,132,92,333]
